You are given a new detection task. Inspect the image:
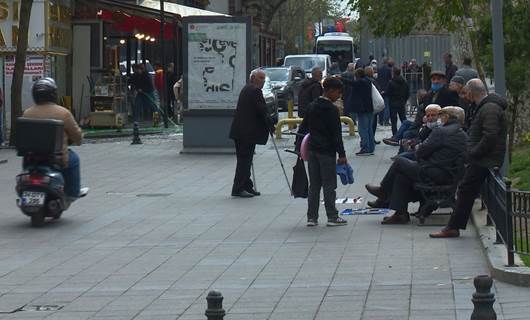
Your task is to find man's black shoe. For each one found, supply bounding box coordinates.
[367,199,388,208]
[231,190,254,198]
[383,138,400,146]
[374,140,381,145]
[246,189,261,196]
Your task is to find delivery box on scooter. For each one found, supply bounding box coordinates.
[15,117,64,155]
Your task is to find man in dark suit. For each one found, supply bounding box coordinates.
[229,69,273,198]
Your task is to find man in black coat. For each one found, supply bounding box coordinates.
[386,67,410,136]
[229,69,273,198]
[298,67,323,118]
[366,107,468,224]
[430,79,508,238]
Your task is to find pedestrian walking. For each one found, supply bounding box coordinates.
[430,79,507,238]
[386,67,410,136]
[229,69,274,198]
[443,52,458,81]
[300,77,348,227]
[298,67,323,118]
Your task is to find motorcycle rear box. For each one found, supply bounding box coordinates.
[15,117,64,154]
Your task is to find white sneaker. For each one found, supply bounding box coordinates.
[79,187,89,198]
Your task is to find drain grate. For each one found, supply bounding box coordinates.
[136,193,172,197]
[21,305,63,312]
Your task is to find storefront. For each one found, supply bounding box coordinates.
[0,0,72,138]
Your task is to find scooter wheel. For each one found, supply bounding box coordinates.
[31,211,45,227]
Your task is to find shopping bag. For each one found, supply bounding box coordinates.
[371,84,385,114]
[292,156,308,198]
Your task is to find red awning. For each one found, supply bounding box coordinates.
[98,9,175,40]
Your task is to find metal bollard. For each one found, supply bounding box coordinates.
[205,290,225,320]
[471,275,496,320]
[131,122,142,145]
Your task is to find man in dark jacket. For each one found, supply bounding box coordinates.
[366,107,468,224]
[387,67,410,136]
[297,67,323,118]
[343,68,374,155]
[130,63,156,121]
[443,52,458,81]
[430,79,507,238]
[301,77,348,227]
[377,57,393,125]
[229,69,273,198]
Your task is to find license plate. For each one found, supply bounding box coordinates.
[21,192,45,206]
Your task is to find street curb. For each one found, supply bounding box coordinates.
[471,204,530,287]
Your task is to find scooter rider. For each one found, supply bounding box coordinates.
[23,78,88,199]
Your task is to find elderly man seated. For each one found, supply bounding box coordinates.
[365,107,468,224]
[395,104,442,160]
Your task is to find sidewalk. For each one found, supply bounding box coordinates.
[0,128,528,320]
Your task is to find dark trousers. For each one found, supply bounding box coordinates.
[372,113,378,136]
[307,151,338,221]
[232,140,256,194]
[390,105,407,136]
[448,164,490,230]
[380,157,420,213]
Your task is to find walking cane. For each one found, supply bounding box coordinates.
[251,161,258,192]
[269,132,292,195]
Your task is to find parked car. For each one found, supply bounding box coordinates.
[263,66,306,111]
[262,76,279,124]
[283,54,333,79]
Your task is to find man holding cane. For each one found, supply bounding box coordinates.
[229,69,274,198]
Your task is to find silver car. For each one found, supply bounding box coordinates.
[263,66,306,111]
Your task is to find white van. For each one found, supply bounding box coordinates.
[283,54,333,79]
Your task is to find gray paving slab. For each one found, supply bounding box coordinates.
[0,128,529,320]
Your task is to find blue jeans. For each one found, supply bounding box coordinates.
[393,120,414,140]
[398,151,416,161]
[357,113,375,153]
[62,149,81,198]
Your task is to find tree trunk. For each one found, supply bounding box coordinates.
[9,0,34,146]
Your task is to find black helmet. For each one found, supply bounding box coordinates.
[32,77,58,105]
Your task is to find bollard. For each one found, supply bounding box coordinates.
[205,290,225,320]
[287,99,295,129]
[116,116,123,133]
[470,275,496,320]
[131,122,142,145]
[152,112,160,128]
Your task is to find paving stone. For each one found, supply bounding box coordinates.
[0,130,529,319]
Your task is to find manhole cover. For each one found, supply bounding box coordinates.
[136,193,172,197]
[21,305,63,312]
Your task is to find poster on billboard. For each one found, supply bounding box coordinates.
[184,17,251,110]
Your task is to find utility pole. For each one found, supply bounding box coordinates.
[490,0,508,174]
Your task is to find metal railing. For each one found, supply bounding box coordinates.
[481,168,530,266]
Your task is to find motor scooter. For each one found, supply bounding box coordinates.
[14,117,85,227]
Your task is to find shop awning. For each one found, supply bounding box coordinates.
[139,0,230,17]
[98,9,176,40]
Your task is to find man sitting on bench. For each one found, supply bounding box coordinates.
[365,107,468,224]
